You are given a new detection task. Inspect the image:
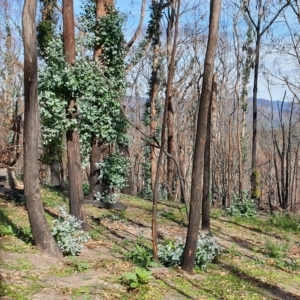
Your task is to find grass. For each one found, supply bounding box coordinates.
[263,238,289,258]
[0,188,300,299]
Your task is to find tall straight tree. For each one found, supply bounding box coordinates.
[243,0,291,204]
[166,0,180,201]
[89,0,113,198]
[149,0,162,192]
[181,0,221,273]
[22,0,62,257]
[63,0,88,230]
[202,73,217,231]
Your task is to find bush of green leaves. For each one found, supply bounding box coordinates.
[158,234,221,269]
[122,267,152,290]
[97,149,130,192]
[226,191,257,218]
[125,243,158,268]
[51,206,90,256]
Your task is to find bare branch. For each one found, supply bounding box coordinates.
[126,0,147,51]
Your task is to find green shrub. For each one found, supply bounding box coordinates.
[125,243,158,268]
[94,191,120,204]
[158,234,221,269]
[82,182,90,196]
[226,191,257,218]
[0,225,14,236]
[97,149,130,191]
[122,267,152,290]
[51,206,90,256]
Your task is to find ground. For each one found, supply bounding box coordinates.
[0,189,300,299]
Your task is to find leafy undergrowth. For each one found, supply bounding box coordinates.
[0,187,300,299]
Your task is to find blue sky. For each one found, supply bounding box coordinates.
[72,0,293,101]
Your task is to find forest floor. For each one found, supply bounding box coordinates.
[0,188,300,300]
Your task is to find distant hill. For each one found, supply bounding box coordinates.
[247,98,299,128]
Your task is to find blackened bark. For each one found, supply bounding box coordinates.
[202,73,217,231]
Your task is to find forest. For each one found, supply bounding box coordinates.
[0,0,300,299]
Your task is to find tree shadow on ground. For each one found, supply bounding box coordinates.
[212,216,285,240]
[0,207,34,245]
[156,276,199,300]
[43,207,59,220]
[213,230,259,254]
[220,262,300,300]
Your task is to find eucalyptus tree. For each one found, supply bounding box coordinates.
[37,0,62,186]
[79,0,128,199]
[165,0,181,201]
[182,0,221,273]
[89,0,113,198]
[22,0,62,257]
[63,0,88,230]
[39,0,128,204]
[242,0,291,204]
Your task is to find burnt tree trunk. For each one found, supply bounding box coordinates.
[202,73,217,231]
[63,0,88,230]
[182,0,221,273]
[22,0,62,257]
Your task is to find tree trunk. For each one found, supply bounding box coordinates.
[166,3,176,201]
[22,0,62,257]
[120,144,136,195]
[50,148,61,187]
[89,141,110,197]
[182,0,221,273]
[63,0,88,230]
[89,0,113,198]
[149,24,159,192]
[244,1,291,205]
[251,33,261,204]
[202,73,217,231]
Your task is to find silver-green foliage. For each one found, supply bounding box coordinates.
[97,149,130,191]
[94,191,120,204]
[226,191,257,218]
[51,206,90,256]
[39,3,128,163]
[158,234,221,269]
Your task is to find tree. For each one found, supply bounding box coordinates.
[243,0,291,204]
[22,0,62,257]
[37,0,62,187]
[166,0,180,201]
[0,0,23,169]
[63,0,88,230]
[202,73,217,231]
[89,0,114,199]
[182,0,222,273]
